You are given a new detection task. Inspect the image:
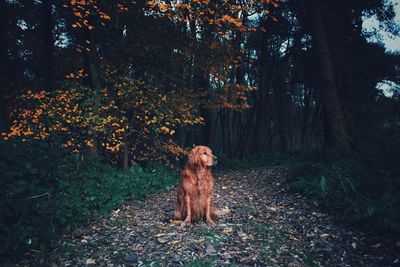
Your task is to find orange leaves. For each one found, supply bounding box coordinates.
[65,0,111,30]
[65,69,87,79]
[221,14,242,28]
[2,78,204,165]
[74,11,83,18]
[159,126,175,135]
[99,11,111,20]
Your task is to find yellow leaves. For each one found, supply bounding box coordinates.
[39,131,49,140]
[160,126,170,133]
[66,69,87,79]
[146,116,157,125]
[6,79,203,166]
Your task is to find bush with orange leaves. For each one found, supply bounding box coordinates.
[2,78,203,166]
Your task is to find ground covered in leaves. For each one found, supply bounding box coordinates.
[21,168,400,266]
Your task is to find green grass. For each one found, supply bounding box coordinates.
[185,257,216,267]
[0,140,179,258]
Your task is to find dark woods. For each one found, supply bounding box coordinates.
[1,0,400,259]
[1,0,399,155]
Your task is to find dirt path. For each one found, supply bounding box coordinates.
[46,167,398,266]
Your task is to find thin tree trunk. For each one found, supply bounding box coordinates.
[42,0,55,91]
[83,27,102,157]
[302,86,311,146]
[253,22,269,153]
[120,131,129,170]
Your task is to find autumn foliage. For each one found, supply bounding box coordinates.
[3,78,205,166]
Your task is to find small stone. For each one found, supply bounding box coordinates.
[223,252,231,259]
[157,236,169,244]
[206,244,216,254]
[124,253,139,263]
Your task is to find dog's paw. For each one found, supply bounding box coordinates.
[206,218,216,227]
[180,220,191,229]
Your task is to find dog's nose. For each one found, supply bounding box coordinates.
[212,155,218,166]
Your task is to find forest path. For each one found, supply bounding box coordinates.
[52,167,395,266]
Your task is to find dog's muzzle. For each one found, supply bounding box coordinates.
[212,155,218,166]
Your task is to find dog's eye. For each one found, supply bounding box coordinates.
[203,152,207,155]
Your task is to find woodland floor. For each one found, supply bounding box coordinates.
[22,167,400,266]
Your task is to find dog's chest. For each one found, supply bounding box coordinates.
[196,174,212,194]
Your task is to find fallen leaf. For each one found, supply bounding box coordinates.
[371,243,382,248]
[215,207,230,216]
[194,238,205,244]
[169,220,182,225]
[267,206,278,212]
[224,226,234,234]
[85,258,96,265]
[157,236,169,244]
[320,233,331,238]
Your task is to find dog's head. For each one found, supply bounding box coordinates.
[188,146,217,168]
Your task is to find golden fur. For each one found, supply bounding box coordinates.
[174,146,217,227]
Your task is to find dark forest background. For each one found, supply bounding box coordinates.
[1,0,399,259]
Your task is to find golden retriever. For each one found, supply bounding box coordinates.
[174,146,217,227]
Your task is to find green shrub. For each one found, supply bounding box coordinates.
[288,148,400,236]
[0,140,178,258]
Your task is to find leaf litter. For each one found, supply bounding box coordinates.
[17,167,400,266]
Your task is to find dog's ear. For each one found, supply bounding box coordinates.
[188,146,200,166]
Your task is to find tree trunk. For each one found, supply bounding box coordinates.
[83,27,102,157]
[253,21,270,153]
[307,0,352,150]
[0,0,9,131]
[120,131,129,170]
[41,0,55,91]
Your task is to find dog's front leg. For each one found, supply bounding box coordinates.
[181,196,192,228]
[205,197,216,226]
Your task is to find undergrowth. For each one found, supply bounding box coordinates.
[0,140,178,258]
[217,143,400,237]
[287,148,400,236]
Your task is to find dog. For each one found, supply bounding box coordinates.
[174,145,217,227]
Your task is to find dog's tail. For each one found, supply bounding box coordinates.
[212,207,230,218]
[174,193,183,220]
